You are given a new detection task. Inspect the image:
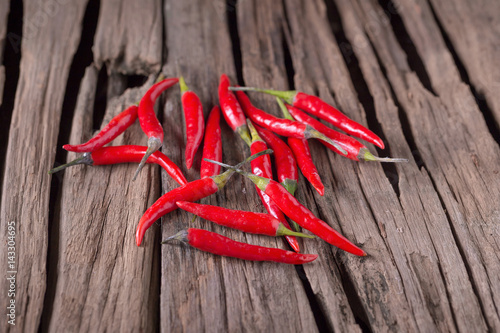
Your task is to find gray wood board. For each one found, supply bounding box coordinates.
[0,0,88,332]
[1,0,499,331]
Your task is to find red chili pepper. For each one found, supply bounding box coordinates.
[163,228,318,264]
[136,149,272,246]
[230,87,384,149]
[133,77,179,181]
[253,124,301,231]
[200,106,222,178]
[218,74,251,146]
[63,105,138,153]
[235,90,348,156]
[286,104,407,162]
[287,138,324,196]
[254,125,298,195]
[206,158,366,256]
[179,76,204,170]
[48,145,188,186]
[275,98,324,196]
[247,120,301,252]
[176,201,313,238]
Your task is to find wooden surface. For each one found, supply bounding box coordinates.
[1,0,499,332]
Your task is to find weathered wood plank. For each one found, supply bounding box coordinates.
[159,0,318,332]
[47,68,161,332]
[237,1,361,332]
[428,0,500,124]
[0,0,10,103]
[336,0,489,331]
[93,0,162,75]
[0,1,88,332]
[350,0,500,329]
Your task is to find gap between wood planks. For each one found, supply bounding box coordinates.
[0,0,21,205]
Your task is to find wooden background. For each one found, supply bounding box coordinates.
[1,0,499,332]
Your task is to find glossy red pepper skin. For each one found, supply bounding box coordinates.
[254,125,298,193]
[134,77,179,180]
[248,124,300,252]
[48,145,188,186]
[287,138,324,196]
[245,174,366,256]
[90,145,187,185]
[180,77,204,169]
[200,106,222,178]
[139,78,178,143]
[176,201,311,238]
[177,201,281,235]
[293,92,384,149]
[136,175,222,246]
[218,75,251,145]
[63,105,138,153]
[236,90,308,138]
[169,228,318,264]
[287,104,363,160]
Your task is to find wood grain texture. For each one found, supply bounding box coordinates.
[0,1,88,332]
[47,68,161,332]
[337,0,489,331]
[1,0,499,331]
[93,0,162,75]
[350,0,500,329]
[159,1,318,332]
[428,0,500,124]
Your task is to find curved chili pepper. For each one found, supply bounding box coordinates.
[286,104,407,162]
[133,77,179,181]
[204,159,366,256]
[235,90,348,156]
[287,138,324,196]
[230,87,384,149]
[200,106,222,178]
[180,76,204,169]
[63,105,138,153]
[163,228,318,264]
[276,98,324,196]
[254,125,298,195]
[247,120,300,252]
[176,201,313,238]
[218,74,251,146]
[136,149,272,246]
[48,145,188,186]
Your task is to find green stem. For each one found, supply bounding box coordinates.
[361,149,408,163]
[179,76,189,94]
[161,229,189,244]
[228,87,297,104]
[276,223,315,238]
[276,97,294,120]
[132,137,162,181]
[246,119,263,143]
[305,126,348,156]
[48,154,92,174]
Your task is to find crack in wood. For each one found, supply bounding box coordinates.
[426,0,500,146]
[0,0,20,203]
[41,0,100,330]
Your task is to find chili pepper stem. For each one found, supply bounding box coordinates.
[179,76,189,94]
[161,229,189,244]
[305,126,348,156]
[133,137,162,181]
[237,126,252,146]
[281,179,298,196]
[276,97,294,121]
[48,153,93,174]
[360,149,408,163]
[276,223,315,238]
[230,86,296,104]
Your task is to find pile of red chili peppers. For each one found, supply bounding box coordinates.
[50,74,407,264]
